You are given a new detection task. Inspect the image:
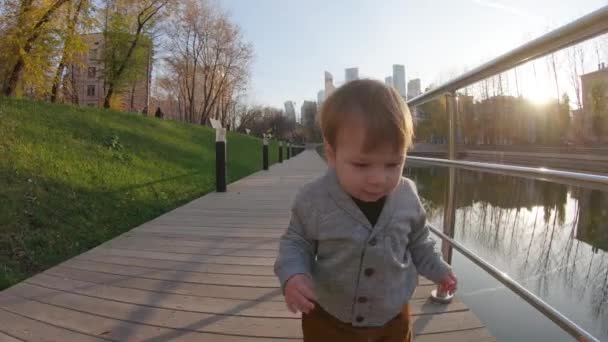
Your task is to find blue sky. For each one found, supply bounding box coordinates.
[216,0,606,112]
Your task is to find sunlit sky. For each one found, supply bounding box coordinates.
[215,0,607,113]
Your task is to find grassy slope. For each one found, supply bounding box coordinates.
[0,97,279,289]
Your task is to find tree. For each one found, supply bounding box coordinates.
[590,81,607,138]
[416,97,448,143]
[232,105,297,139]
[161,0,253,125]
[235,105,262,133]
[196,13,253,125]
[154,106,163,118]
[102,0,169,110]
[162,0,216,123]
[50,0,95,103]
[558,93,571,141]
[2,0,71,97]
[546,52,561,106]
[566,45,585,109]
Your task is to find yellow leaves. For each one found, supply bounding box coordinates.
[109,95,125,111]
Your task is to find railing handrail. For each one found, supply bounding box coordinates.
[407,5,608,107]
[407,156,608,185]
[428,225,600,342]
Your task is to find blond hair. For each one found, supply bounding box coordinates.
[319,79,414,152]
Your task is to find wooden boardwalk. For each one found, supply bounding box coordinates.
[0,150,495,341]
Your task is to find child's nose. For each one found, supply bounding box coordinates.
[367,170,385,186]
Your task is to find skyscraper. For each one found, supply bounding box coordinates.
[284,101,296,122]
[301,101,318,127]
[385,76,393,87]
[317,90,325,108]
[324,71,335,98]
[392,64,406,99]
[345,67,359,83]
[407,78,422,100]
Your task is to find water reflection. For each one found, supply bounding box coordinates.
[405,162,608,340]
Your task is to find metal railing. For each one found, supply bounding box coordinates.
[406,5,608,342]
[429,225,600,342]
[408,156,608,185]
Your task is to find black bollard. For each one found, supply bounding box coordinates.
[279,141,283,163]
[287,143,291,159]
[263,136,269,170]
[215,128,227,192]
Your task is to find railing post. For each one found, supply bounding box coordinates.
[446,92,457,160]
[263,135,269,170]
[431,165,456,304]
[442,166,456,264]
[215,127,227,192]
[279,141,283,163]
[287,143,291,159]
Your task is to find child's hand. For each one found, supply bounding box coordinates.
[438,271,458,294]
[284,273,316,314]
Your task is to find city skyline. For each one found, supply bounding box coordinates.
[216,0,606,108]
[296,64,413,118]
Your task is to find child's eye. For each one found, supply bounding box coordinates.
[352,162,368,168]
[386,163,400,168]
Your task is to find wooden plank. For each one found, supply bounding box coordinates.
[410,298,468,316]
[140,221,289,229]
[46,267,285,302]
[134,225,286,234]
[81,248,276,266]
[0,330,25,342]
[149,215,290,222]
[413,310,485,334]
[0,307,109,342]
[0,294,293,341]
[132,227,283,239]
[25,275,292,318]
[56,260,280,288]
[121,231,280,243]
[412,284,436,299]
[415,328,496,342]
[2,284,303,338]
[150,211,292,218]
[99,245,279,258]
[73,254,277,276]
[173,207,290,213]
[26,274,468,319]
[102,235,281,250]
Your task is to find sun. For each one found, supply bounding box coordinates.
[521,77,556,105]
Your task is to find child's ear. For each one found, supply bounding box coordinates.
[324,141,336,167]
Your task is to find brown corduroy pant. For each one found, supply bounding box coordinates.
[302,304,413,342]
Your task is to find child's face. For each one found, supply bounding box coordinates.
[325,116,406,202]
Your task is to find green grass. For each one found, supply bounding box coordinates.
[0,97,280,290]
